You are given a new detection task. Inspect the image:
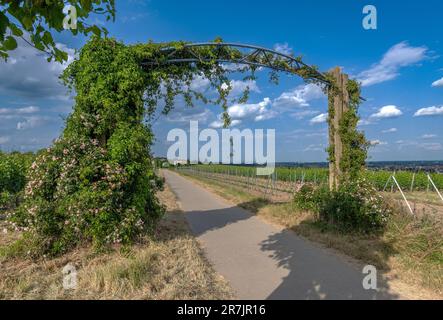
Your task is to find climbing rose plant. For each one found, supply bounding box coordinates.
[11,38,170,255]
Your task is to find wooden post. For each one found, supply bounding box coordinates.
[328,67,349,191]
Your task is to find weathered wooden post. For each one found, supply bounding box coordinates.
[328,67,349,190]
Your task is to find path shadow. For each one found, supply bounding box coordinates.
[186,199,270,237]
[260,229,400,300]
[183,198,400,300]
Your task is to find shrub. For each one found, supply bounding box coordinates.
[294,179,391,233]
[319,179,391,232]
[293,184,327,213]
[0,152,35,208]
[10,135,164,256]
[0,191,12,208]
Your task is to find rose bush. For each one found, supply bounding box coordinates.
[11,132,164,255]
[294,178,391,233]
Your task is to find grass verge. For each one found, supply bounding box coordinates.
[177,170,443,299]
[0,178,234,300]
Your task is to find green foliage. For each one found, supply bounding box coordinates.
[0,0,115,62]
[14,36,330,256]
[7,35,376,253]
[190,165,443,191]
[293,184,328,213]
[338,80,370,180]
[318,179,391,232]
[293,179,391,233]
[369,170,443,191]
[10,38,166,256]
[325,73,369,184]
[0,151,35,208]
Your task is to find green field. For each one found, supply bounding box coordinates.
[185,164,443,191]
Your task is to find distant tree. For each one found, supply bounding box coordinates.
[0,0,115,62]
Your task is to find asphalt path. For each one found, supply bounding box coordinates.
[163,170,399,300]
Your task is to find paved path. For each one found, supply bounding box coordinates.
[163,170,399,300]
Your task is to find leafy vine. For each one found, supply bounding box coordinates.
[326,74,369,185]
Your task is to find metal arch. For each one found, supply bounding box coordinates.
[141,42,330,85]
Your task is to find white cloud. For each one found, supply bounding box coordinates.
[255,112,278,122]
[305,131,328,138]
[370,140,388,146]
[395,140,418,149]
[228,79,260,97]
[189,77,260,99]
[16,116,48,130]
[120,13,149,23]
[17,106,40,114]
[422,134,437,139]
[166,108,212,124]
[431,77,443,87]
[421,143,443,151]
[207,83,325,127]
[382,128,397,133]
[358,42,428,87]
[209,97,275,128]
[394,140,443,151]
[0,106,45,131]
[273,43,293,56]
[189,75,211,91]
[0,106,40,115]
[221,63,253,72]
[304,144,325,152]
[0,136,10,144]
[273,83,324,110]
[291,110,320,120]
[0,36,75,100]
[209,119,242,129]
[414,106,443,117]
[370,105,403,119]
[227,97,273,121]
[310,113,328,124]
[357,119,373,126]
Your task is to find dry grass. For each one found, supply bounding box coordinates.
[0,181,234,300]
[179,171,443,299]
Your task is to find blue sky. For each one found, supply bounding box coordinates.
[0,0,442,162]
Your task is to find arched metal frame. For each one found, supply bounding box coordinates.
[141,42,330,86]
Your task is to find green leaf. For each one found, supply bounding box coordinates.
[54,47,68,63]
[0,12,9,41]
[42,31,54,46]
[90,25,102,37]
[0,50,8,60]
[3,36,17,51]
[9,24,23,37]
